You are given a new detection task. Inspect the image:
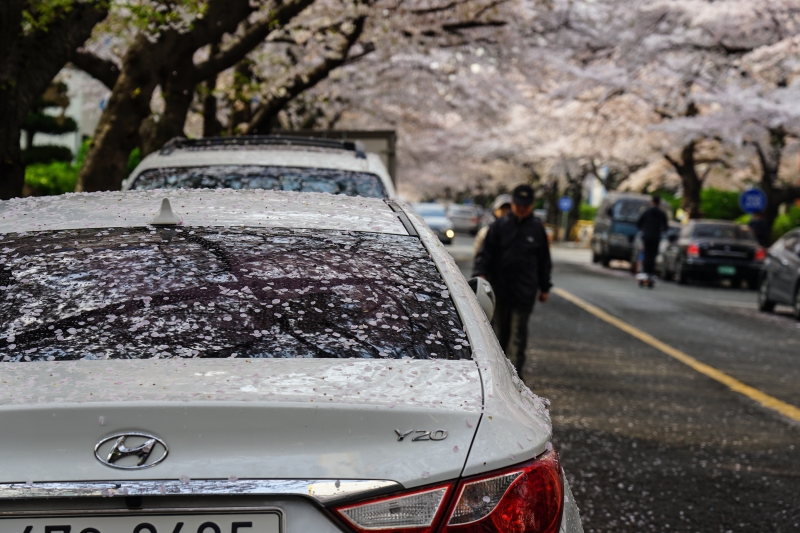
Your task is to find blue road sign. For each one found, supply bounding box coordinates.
[558,196,573,212]
[739,189,767,214]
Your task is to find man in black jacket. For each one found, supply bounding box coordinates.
[636,194,669,286]
[473,184,552,375]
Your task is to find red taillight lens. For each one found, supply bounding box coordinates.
[333,483,455,533]
[687,243,700,257]
[443,449,563,533]
[332,450,563,533]
[755,247,766,261]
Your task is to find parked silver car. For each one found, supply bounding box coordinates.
[412,202,456,244]
[0,190,582,533]
[447,204,483,235]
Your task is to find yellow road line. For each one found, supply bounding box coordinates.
[552,287,800,423]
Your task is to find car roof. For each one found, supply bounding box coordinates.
[0,190,408,235]
[126,149,396,196]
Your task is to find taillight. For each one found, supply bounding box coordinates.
[687,243,700,257]
[331,449,563,533]
[334,483,454,533]
[443,449,563,533]
[755,247,766,261]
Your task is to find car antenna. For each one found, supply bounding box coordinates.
[151,198,181,225]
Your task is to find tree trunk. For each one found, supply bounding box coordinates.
[75,36,166,192]
[0,120,25,200]
[141,64,195,157]
[665,141,703,219]
[754,128,788,236]
[203,78,222,137]
[0,0,107,198]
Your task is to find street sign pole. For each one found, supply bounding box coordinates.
[557,196,574,242]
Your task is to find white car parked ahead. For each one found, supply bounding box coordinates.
[123,135,397,199]
[0,190,582,533]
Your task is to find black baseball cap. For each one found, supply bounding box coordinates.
[512,184,535,206]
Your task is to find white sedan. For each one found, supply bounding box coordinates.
[0,189,582,533]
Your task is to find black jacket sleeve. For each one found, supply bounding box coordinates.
[472,219,498,278]
[537,223,553,292]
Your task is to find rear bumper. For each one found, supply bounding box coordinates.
[683,258,762,278]
[560,475,584,533]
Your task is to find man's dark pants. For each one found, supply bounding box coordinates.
[642,238,660,276]
[492,298,534,375]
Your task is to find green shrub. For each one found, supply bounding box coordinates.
[772,205,800,241]
[22,145,73,165]
[24,161,79,195]
[700,188,742,220]
[579,204,598,221]
[23,139,90,196]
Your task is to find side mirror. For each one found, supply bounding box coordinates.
[467,277,496,321]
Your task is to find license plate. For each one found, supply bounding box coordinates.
[717,266,736,275]
[0,511,281,533]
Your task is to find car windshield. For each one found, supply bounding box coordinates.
[131,165,387,199]
[692,224,755,241]
[613,200,649,221]
[414,204,447,217]
[0,228,469,362]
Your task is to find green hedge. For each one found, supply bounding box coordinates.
[579,204,598,221]
[700,189,742,220]
[22,144,73,165]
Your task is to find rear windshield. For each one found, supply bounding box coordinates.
[0,228,469,362]
[131,166,387,199]
[692,224,754,241]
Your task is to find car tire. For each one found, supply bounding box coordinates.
[676,259,688,285]
[659,261,672,281]
[758,278,776,313]
[601,252,611,268]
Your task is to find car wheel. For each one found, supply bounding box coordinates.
[793,287,800,321]
[601,251,611,268]
[659,261,672,281]
[758,278,776,313]
[591,249,600,264]
[676,259,688,285]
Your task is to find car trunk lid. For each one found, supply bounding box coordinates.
[0,358,482,489]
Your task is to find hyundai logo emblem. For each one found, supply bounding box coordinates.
[94,432,169,470]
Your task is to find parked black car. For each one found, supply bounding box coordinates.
[758,228,800,319]
[661,220,765,286]
[591,193,665,267]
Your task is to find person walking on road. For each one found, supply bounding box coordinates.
[748,211,770,248]
[473,184,552,376]
[636,194,668,287]
[473,194,512,255]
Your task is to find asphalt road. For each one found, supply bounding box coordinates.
[449,235,800,533]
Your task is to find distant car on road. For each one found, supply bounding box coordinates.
[412,202,456,244]
[758,228,800,319]
[591,193,663,267]
[124,135,397,198]
[661,220,765,286]
[0,189,582,533]
[447,203,483,234]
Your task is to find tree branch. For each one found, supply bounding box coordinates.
[70,49,119,89]
[194,0,316,82]
[15,1,108,121]
[246,16,366,134]
[442,19,507,32]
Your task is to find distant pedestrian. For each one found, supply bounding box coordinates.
[473,184,552,376]
[748,211,770,247]
[473,194,512,255]
[636,194,668,287]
